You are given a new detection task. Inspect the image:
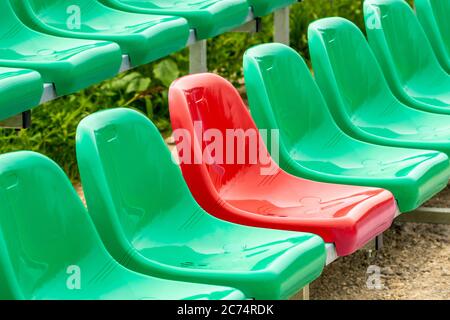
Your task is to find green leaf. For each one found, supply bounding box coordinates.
[153,59,180,87]
[126,77,151,94]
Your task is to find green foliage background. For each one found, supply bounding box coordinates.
[0,0,414,181]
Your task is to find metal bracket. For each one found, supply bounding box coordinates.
[40,83,57,104]
[119,54,132,73]
[186,29,197,46]
[0,83,56,129]
[290,284,310,300]
[0,111,31,129]
[396,207,450,224]
[325,243,338,266]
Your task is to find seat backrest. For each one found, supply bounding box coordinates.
[169,73,277,194]
[0,1,29,36]
[244,43,341,153]
[11,0,60,14]
[416,0,450,63]
[76,108,194,251]
[364,0,444,85]
[308,17,394,124]
[0,152,100,299]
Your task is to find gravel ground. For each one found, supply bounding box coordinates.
[75,183,450,300]
[310,222,450,300]
[311,185,450,300]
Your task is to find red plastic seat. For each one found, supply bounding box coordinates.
[168,73,398,256]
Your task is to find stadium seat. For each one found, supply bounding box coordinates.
[247,0,298,17]
[169,73,398,257]
[100,0,250,40]
[0,67,43,121]
[415,0,450,74]
[243,43,450,213]
[11,0,190,68]
[0,151,245,300]
[309,17,450,157]
[76,108,326,300]
[363,0,450,114]
[0,1,122,96]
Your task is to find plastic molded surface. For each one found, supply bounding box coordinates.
[363,0,450,114]
[0,151,245,300]
[101,0,249,40]
[0,67,43,121]
[169,73,397,257]
[309,17,450,157]
[12,0,190,67]
[247,0,297,17]
[76,108,326,300]
[243,43,450,213]
[415,0,450,74]
[0,1,121,96]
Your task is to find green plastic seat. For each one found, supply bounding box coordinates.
[415,0,450,74]
[0,67,43,121]
[0,1,122,96]
[247,0,297,17]
[100,0,250,40]
[11,0,190,67]
[0,151,246,300]
[243,43,450,213]
[363,0,450,115]
[76,108,326,300]
[308,17,450,158]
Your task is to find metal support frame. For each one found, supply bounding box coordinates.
[0,83,56,129]
[396,207,450,224]
[232,18,262,33]
[290,284,310,300]
[188,7,259,74]
[325,243,338,266]
[375,234,384,250]
[1,5,293,126]
[274,7,290,45]
[40,83,57,104]
[119,54,132,73]
[189,39,208,74]
[0,111,31,129]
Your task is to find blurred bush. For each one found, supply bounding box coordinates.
[0,0,413,181]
